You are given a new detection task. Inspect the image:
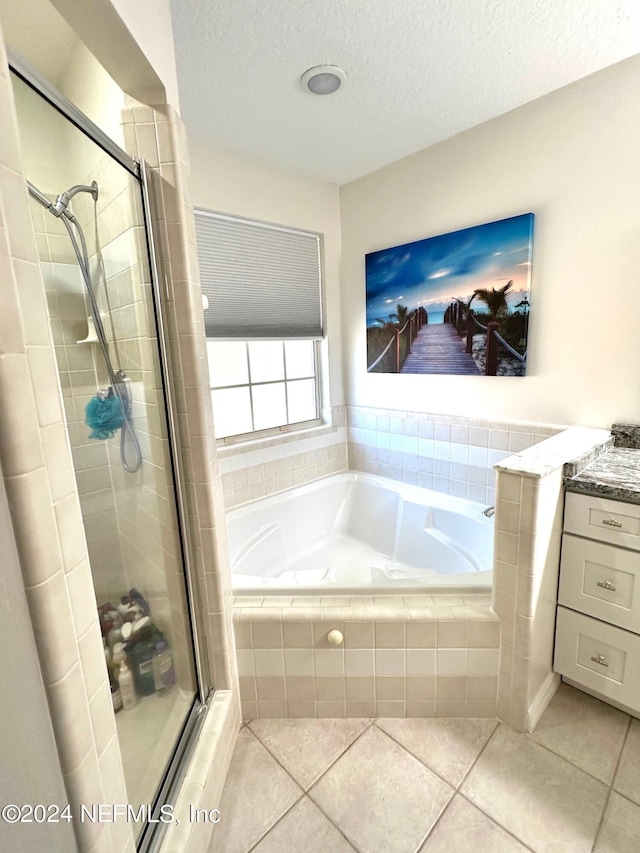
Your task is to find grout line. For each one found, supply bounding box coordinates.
[526,719,629,788]
[243,794,303,853]
[244,792,361,853]
[456,790,537,853]
[248,718,374,794]
[456,717,500,789]
[372,716,498,794]
[413,787,457,852]
[245,720,375,853]
[590,714,632,852]
[237,727,305,853]
[449,721,536,852]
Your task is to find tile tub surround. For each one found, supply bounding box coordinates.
[234,594,500,719]
[492,426,613,732]
[347,405,561,507]
[219,405,565,511]
[218,406,348,508]
[212,682,640,853]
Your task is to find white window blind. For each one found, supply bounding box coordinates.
[194,209,323,340]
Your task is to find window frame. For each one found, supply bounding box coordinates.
[209,339,323,444]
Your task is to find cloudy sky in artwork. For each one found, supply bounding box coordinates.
[365,214,533,325]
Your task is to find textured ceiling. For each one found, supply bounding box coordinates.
[170,0,640,185]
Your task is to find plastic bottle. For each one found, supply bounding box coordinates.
[107,616,123,649]
[118,596,132,616]
[103,639,111,669]
[130,627,157,697]
[110,670,122,713]
[118,660,137,710]
[111,642,127,683]
[152,641,176,695]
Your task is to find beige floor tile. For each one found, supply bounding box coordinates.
[594,792,640,853]
[420,794,529,852]
[530,683,629,783]
[248,718,370,790]
[310,725,454,853]
[614,719,640,804]
[211,729,302,853]
[461,724,607,852]
[251,796,357,853]
[377,717,497,786]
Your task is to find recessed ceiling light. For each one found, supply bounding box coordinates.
[300,65,347,95]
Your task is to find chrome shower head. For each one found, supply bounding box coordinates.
[50,181,98,217]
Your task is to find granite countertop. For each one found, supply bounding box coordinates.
[565,447,640,504]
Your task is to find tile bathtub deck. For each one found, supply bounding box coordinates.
[209,683,640,853]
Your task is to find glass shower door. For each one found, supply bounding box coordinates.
[11,72,202,840]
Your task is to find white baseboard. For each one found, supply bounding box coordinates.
[527,671,560,732]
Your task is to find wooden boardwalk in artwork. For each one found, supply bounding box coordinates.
[400,323,480,375]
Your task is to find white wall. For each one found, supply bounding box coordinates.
[108,0,180,109]
[49,0,179,109]
[188,141,344,408]
[340,53,640,429]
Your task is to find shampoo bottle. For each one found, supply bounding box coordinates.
[152,641,176,695]
[119,660,137,710]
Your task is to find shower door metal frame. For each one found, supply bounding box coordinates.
[8,49,214,853]
[138,159,211,704]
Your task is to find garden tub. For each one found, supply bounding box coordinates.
[227,472,493,594]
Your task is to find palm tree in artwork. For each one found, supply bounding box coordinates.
[388,304,410,327]
[471,280,514,322]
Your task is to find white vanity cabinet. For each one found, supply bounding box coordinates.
[554,492,640,715]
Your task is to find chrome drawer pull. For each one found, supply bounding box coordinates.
[590,654,609,667]
[602,518,623,528]
[596,580,617,592]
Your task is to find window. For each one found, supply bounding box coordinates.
[207,340,320,440]
[195,209,325,441]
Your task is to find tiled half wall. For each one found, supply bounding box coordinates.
[234,595,500,720]
[492,427,613,731]
[218,403,561,511]
[348,406,562,507]
[219,406,348,508]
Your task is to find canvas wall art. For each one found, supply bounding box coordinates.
[366,213,533,376]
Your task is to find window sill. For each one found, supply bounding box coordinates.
[216,420,339,458]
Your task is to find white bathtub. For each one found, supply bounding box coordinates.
[227,472,493,594]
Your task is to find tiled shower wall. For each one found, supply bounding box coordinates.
[29,195,127,600]
[27,150,191,685]
[348,405,562,506]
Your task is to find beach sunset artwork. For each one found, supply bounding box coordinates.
[365,213,534,376]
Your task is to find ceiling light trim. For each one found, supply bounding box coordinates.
[300,64,347,95]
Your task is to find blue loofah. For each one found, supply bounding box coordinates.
[85,392,125,440]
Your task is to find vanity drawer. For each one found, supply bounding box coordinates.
[559,534,640,633]
[564,492,640,551]
[555,606,640,710]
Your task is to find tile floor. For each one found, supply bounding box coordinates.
[210,682,640,853]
